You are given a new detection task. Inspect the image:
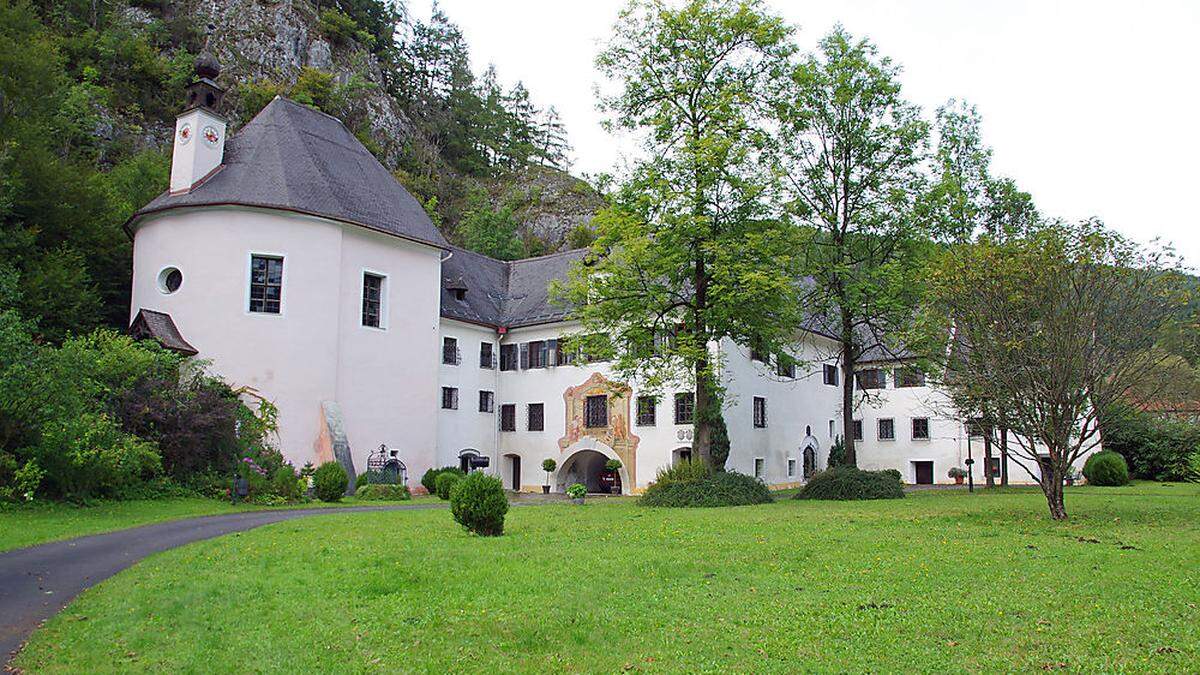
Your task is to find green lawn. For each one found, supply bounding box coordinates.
[15,483,1200,672]
[0,495,437,553]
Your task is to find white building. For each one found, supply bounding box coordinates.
[126,64,1089,493]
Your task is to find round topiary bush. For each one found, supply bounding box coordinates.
[640,466,773,508]
[1083,451,1130,486]
[435,471,462,500]
[313,461,349,502]
[795,466,904,501]
[354,483,411,501]
[421,466,464,495]
[450,471,509,536]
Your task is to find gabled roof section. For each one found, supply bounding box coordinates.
[129,309,198,356]
[439,247,589,329]
[131,97,448,250]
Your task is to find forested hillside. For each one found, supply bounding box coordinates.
[0,0,603,342]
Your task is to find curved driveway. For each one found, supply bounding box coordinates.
[0,503,443,664]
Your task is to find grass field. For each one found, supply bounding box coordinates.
[0,495,435,553]
[14,483,1200,672]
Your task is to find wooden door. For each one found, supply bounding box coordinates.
[914,461,933,485]
[511,456,521,491]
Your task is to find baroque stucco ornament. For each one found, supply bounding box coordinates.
[558,372,640,487]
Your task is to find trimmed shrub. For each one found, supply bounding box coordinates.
[826,439,848,467]
[449,471,509,535]
[435,471,462,500]
[355,483,411,501]
[421,466,464,494]
[1083,451,1130,486]
[795,466,904,501]
[313,461,349,502]
[881,468,903,483]
[357,469,397,486]
[641,468,773,508]
[1099,403,1200,481]
[270,464,304,502]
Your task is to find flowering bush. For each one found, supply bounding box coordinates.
[566,483,587,499]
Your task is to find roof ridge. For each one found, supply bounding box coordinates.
[506,247,590,265]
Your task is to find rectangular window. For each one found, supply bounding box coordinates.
[636,396,657,426]
[479,342,495,369]
[878,418,895,441]
[895,368,926,388]
[823,364,839,386]
[478,390,494,413]
[441,386,458,410]
[674,392,694,425]
[527,340,547,368]
[787,458,796,477]
[776,355,796,378]
[361,273,383,327]
[443,337,459,365]
[754,458,765,479]
[829,420,835,439]
[519,342,530,369]
[556,337,576,365]
[249,255,283,314]
[585,395,608,428]
[911,417,930,440]
[987,457,1002,478]
[753,396,767,428]
[527,403,545,431]
[853,419,863,441]
[500,404,516,431]
[857,368,886,390]
[499,344,518,371]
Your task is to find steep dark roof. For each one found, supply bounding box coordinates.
[131,97,448,250]
[129,309,198,356]
[439,247,588,329]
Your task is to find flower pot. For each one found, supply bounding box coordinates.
[571,497,585,505]
[542,485,550,494]
[954,476,964,485]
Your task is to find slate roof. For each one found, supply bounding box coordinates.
[128,309,199,356]
[130,97,448,250]
[440,247,589,329]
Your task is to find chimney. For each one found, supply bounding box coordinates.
[170,27,227,194]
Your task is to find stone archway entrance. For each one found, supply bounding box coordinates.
[558,449,610,493]
[803,445,817,479]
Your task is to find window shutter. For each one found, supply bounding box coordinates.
[519,342,529,369]
[547,339,558,367]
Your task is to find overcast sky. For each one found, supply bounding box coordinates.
[410,0,1200,267]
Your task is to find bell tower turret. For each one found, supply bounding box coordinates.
[170,26,228,194]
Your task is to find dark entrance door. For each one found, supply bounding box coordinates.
[914,461,933,485]
[510,456,521,490]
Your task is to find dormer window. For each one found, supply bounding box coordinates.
[452,289,466,301]
[446,276,468,302]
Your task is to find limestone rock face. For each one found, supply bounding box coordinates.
[500,165,606,247]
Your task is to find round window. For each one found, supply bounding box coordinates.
[158,267,183,294]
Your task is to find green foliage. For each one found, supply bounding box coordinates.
[317,8,360,45]
[565,483,587,500]
[826,439,848,468]
[640,470,773,508]
[0,451,43,502]
[435,471,462,500]
[541,458,557,473]
[605,459,622,472]
[356,469,397,485]
[421,466,464,494]
[355,483,411,501]
[31,412,161,502]
[796,467,905,501]
[457,198,525,260]
[313,462,349,502]
[1083,451,1130,487]
[947,467,967,479]
[270,465,304,502]
[449,471,508,535]
[1099,403,1200,481]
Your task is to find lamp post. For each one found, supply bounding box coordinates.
[965,424,975,493]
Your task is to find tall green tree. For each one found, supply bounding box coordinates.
[560,0,801,468]
[775,26,929,466]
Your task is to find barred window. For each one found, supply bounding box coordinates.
[754,458,765,479]
[479,342,495,369]
[674,392,694,425]
[528,403,544,431]
[636,396,656,426]
[911,417,930,440]
[478,390,494,413]
[361,273,383,327]
[776,355,796,378]
[753,396,767,428]
[500,404,516,431]
[857,368,886,389]
[443,337,459,365]
[441,387,458,410]
[249,255,283,314]
[527,341,547,369]
[584,395,608,428]
[499,344,518,371]
[878,418,895,440]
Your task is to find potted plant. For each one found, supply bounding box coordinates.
[566,482,587,504]
[948,467,967,485]
[601,458,623,494]
[541,458,557,494]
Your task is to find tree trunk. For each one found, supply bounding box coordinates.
[999,426,1009,486]
[983,432,995,488]
[694,359,715,466]
[1035,455,1068,520]
[840,312,857,467]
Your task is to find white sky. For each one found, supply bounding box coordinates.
[410,0,1200,267]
